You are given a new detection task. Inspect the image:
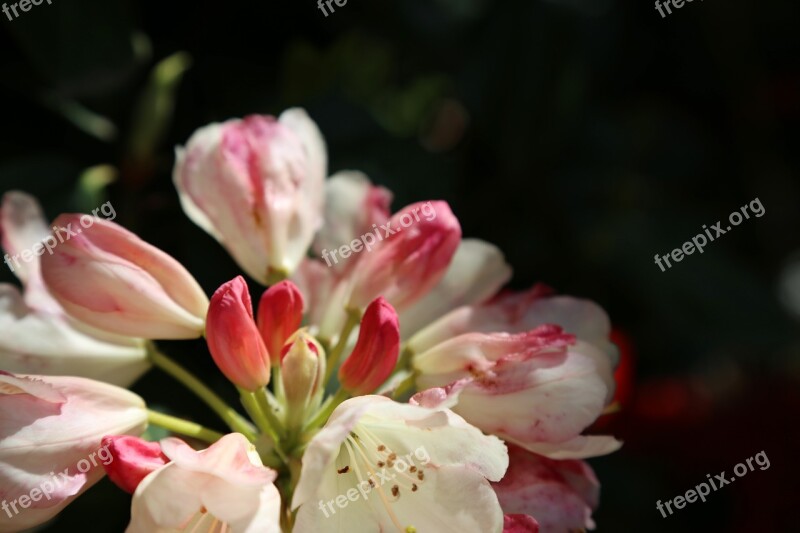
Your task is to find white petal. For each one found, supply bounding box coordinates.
[128,434,280,533]
[292,397,371,509]
[417,349,609,447]
[279,108,328,271]
[400,239,512,337]
[0,191,50,284]
[513,296,618,365]
[312,171,374,257]
[0,285,149,387]
[173,122,271,283]
[294,464,504,533]
[515,435,623,460]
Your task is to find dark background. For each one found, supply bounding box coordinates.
[1,0,798,531]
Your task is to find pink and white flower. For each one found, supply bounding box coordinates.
[408,284,617,360]
[0,106,626,532]
[494,444,600,533]
[345,200,462,313]
[127,433,281,533]
[0,192,148,387]
[412,326,620,459]
[40,214,209,340]
[292,395,509,533]
[173,109,327,283]
[312,171,392,274]
[0,372,148,531]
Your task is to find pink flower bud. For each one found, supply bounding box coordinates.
[257,280,304,366]
[338,297,400,395]
[101,436,168,494]
[40,215,209,340]
[173,109,327,283]
[346,201,461,312]
[206,276,271,391]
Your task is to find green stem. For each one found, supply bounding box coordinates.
[239,389,279,440]
[147,410,225,443]
[391,370,419,400]
[266,267,289,285]
[239,389,289,464]
[303,388,349,433]
[324,309,361,383]
[256,388,287,439]
[148,347,257,441]
[397,345,414,373]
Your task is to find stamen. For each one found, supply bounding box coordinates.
[345,435,404,530]
[340,424,430,533]
[354,425,427,492]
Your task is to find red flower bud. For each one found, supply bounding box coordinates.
[257,280,304,365]
[101,435,169,494]
[207,276,271,390]
[338,297,400,395]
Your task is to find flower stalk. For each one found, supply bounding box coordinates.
[323,308,361,383]
[146,410,225,443]
[148,345,257,441]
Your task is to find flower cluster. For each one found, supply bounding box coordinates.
[0,108,620,532]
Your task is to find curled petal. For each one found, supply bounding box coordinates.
[346,201,462,312]
[409,287,616,363]
[40,215,208,340]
